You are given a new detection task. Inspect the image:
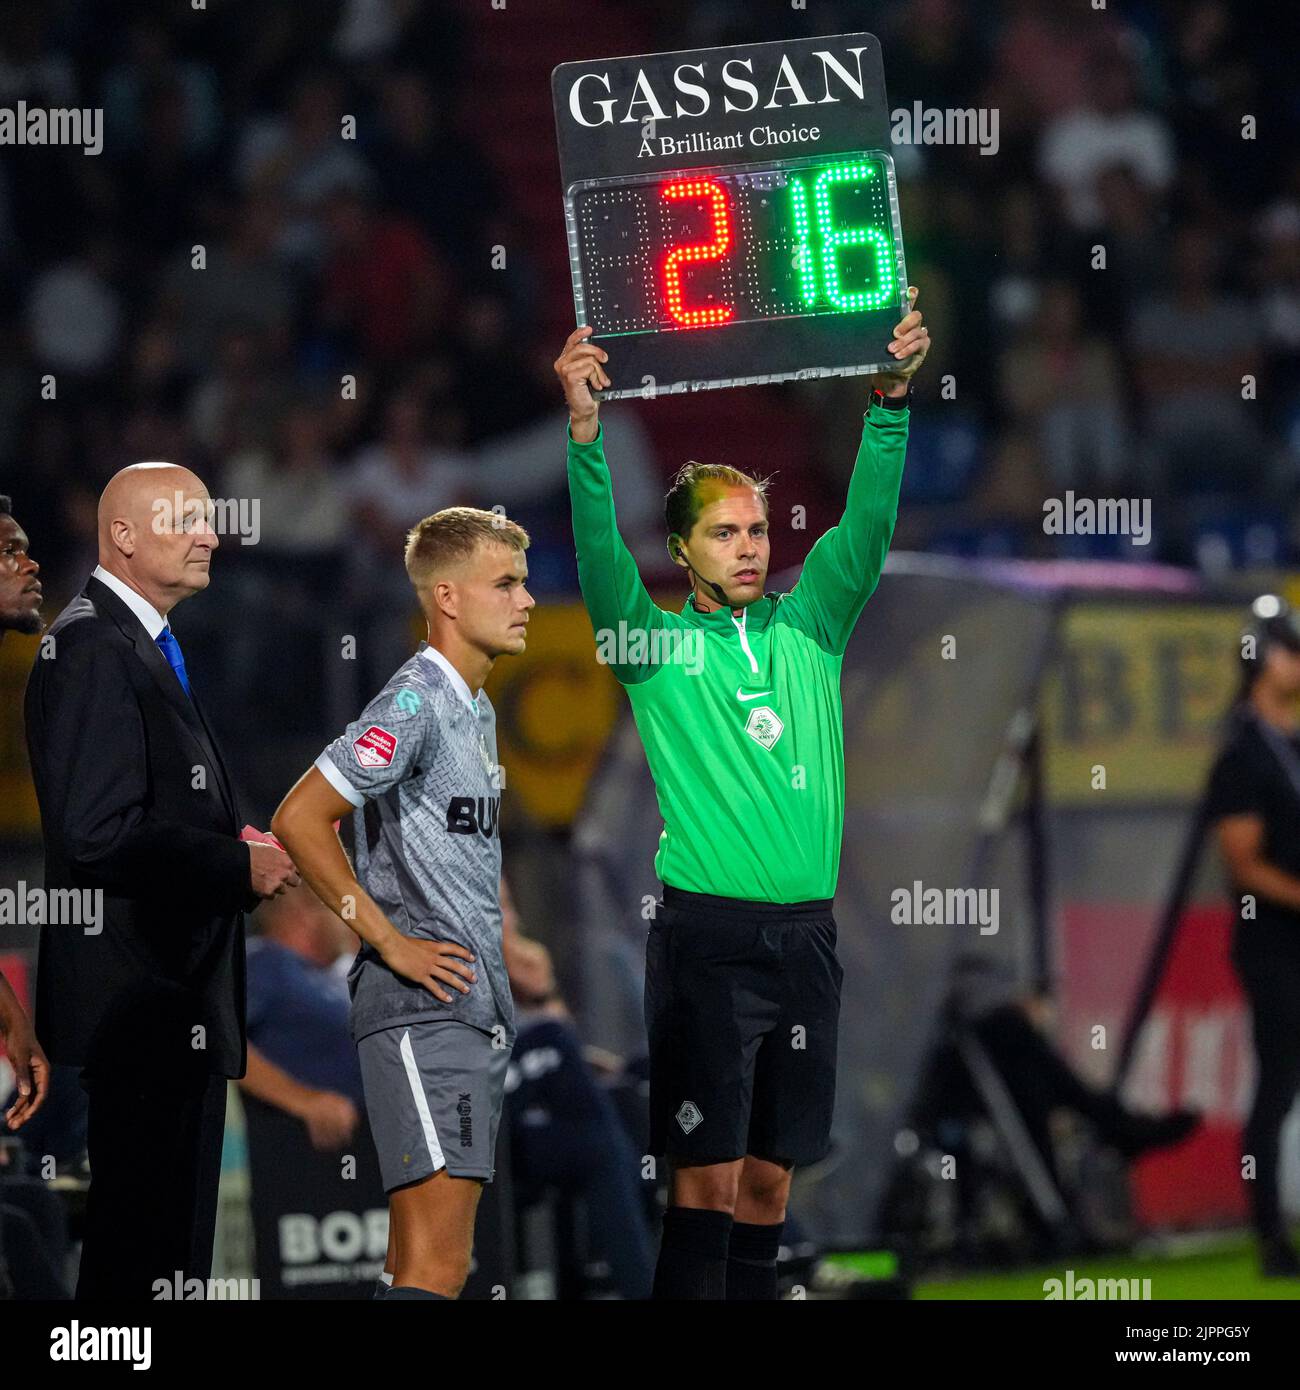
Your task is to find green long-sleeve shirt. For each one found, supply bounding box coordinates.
[567,398,909,902]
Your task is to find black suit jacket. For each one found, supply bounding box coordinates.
[24,575,256,1080]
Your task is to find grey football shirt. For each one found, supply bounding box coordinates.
[315,642,514,1045]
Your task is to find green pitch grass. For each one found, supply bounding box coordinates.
[912,1232,1300,1300]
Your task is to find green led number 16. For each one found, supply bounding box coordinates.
[789,161,896,312]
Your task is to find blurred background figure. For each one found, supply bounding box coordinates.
[1206,597,1300,1276]
[501,877,655,1299]
[240,885,362,1153]
[882,958,1199,1266]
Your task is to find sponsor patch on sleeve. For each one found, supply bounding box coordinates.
[353,725,397,768]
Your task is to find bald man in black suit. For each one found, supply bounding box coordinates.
[24,464,299,1300]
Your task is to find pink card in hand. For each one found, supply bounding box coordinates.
[240,825,285,851]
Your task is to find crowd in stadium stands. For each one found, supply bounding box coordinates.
[1,0,1295,604]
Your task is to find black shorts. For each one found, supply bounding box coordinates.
[644,885,843,1169]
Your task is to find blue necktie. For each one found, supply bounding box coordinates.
[155,626,193,699]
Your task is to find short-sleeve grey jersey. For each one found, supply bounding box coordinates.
[315,642,514,1046]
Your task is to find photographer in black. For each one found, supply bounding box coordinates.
[1207,595,1300,1277]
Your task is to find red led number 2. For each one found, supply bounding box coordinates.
[661,179,734,329]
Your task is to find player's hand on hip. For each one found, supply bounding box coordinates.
[871,285,929,393]
[248,841,302,898]
[554,326,609,439]
[382,937,477,1003]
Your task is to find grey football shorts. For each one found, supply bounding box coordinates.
[357,1019,510,1192]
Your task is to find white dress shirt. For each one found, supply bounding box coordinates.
[91,565,168,639]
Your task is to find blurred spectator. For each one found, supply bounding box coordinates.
[887,0,984,113]
[1131,226,1269,499]
[1000,280,1129,495]
[366,68,500,269]
[989,0,1109,125]
[1165,1,1272,212]
[501,877,655,1300]
[223,402,349,557]
[100,17,220,160]
[156,194,295,372]
[110,74,219,261]
[1083,163,1172,336]
[240,886,362,1151]
[188,324,293,459]
[1039,50,1174,231]
[216,401,350,728]
[988,185,1051,332]
[342,383,470,684]
[1255,198,1300,411]
[345,384,470,551]
[235,69,373,267]
[969,429,1051,547]
[0,8,78,108]
[124,317,190,415]
[25,241,123,380]
[318,183,450,363]
[453,297,552,447]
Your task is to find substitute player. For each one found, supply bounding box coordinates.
[556,289,928,1300]
[271,507,533,1300]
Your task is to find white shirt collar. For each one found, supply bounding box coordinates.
[419,643,479,713]
[91,565,168,639]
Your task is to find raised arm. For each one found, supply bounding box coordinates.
[556,327,667,683]
[783,289,929,654]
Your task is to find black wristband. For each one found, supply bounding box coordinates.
[872,385,912,411]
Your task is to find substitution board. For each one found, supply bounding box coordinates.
[552,33,909,398]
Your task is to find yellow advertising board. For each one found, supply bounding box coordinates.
[1042,603,1247,804]
[484,599,630,827]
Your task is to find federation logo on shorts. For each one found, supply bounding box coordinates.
[744,706,784,750]
[675,1100,703,1134]
[353,725,397,768]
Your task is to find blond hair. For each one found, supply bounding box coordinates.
[404,507,530,590]
[664,462,773,544]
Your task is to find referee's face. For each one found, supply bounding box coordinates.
[459,541,535,658]
[681,485,770,608]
